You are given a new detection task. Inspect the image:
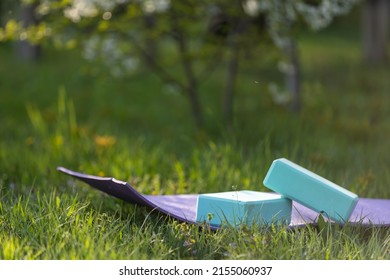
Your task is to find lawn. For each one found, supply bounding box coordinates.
[0,17,389,259]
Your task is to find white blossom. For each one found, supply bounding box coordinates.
[257,0,360,49]
[64,0,98,23]
[83,35,100,60]
[83,34,138,78]
[63,0,131,22]
[141,0,171,14]
[242,0,260,17]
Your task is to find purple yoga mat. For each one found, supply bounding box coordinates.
[57,167,390,228]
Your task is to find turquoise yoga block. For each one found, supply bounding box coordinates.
[263,158,359,223]
[196,191,292,227]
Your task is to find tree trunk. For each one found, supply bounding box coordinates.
[362,0,389,64]
[170,11,203,128]
[223,37,240,130]
[144,13,157,65]
[127,14,203,128]
[177,37,203,128]
[186,85,203,129]
[284,38,301,112]
[17,4,41,61]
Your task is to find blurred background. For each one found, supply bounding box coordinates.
[0,0,389,197]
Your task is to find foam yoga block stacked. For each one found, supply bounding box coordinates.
[196,191,292,227]
[196,158,359,227]
[263,158,359,223]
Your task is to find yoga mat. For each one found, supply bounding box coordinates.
[57,167,390,228]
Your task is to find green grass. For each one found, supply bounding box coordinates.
[0,20,390,259]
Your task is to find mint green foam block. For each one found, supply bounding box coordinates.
[196,191,292,227]
[263,158,359,223]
